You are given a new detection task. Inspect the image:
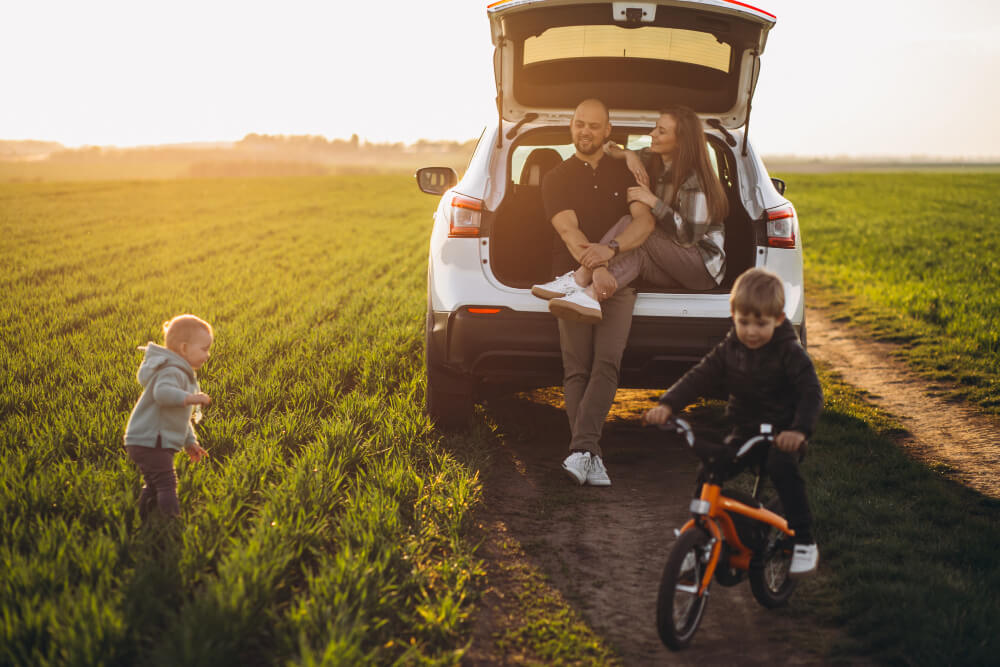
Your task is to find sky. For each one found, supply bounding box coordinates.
[2,0,998,158]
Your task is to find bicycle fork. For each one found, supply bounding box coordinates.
[677,486,728,597]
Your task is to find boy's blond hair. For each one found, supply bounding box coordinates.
[729,268,785,318]
[163,314,213,352]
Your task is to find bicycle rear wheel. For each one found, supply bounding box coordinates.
[749,498,797,608]
[656,526,713,650]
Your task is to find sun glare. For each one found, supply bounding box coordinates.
[0,0,997,157]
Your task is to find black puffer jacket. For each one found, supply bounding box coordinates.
[658,319,823,436]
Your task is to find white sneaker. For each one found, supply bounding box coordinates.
[789,543,819,577]
[562,451,591,485]
[531,271,579,300]
[586,455,611,486]
[549,290,602,323]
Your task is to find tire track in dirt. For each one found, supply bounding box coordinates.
[806,307,1000,499]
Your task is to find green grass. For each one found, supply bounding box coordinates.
[676,374,1000,665]
[2,172,999,665]
[0,176,482,665]
[799,365,1000,664]
[785,171,1000,412]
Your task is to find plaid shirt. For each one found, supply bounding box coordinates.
[643,151,726,285]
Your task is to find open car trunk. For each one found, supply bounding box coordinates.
[490,0,776,129]
[487,127,756,294]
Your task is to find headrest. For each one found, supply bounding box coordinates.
[519,148,564,186]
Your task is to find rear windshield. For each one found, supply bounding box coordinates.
[511,132,720,186]
[524,25,731,73]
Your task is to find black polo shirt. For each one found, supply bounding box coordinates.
[542,154,638,275]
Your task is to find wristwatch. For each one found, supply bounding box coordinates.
[608,239,620,257]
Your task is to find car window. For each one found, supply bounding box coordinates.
[626,135,651,151]
[625,134,721,179]
[510,143,575,185]
[524,25,732,74]
[510,135,722,185]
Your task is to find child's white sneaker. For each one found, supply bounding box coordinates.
[586,455,611,486]
[562,451,591,485]
[789,543,819,577]
[548,290,602,323]
[531,271,579,300]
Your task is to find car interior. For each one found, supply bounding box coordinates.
[488,128,755,294]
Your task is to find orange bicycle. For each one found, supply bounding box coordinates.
[656,418,797,650]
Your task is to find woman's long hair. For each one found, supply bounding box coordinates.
[645,105,729,223]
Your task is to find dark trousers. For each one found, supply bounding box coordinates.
[126,443,180,518]
[761,447,813,542]
[697,438,813,542]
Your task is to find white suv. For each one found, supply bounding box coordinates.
[417,0,803,426]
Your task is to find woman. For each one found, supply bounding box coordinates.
[546,105,729,322]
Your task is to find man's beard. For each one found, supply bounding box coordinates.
[574,137,604,157]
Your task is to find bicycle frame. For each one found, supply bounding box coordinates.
[673,428,796,595]
[680,483,794,595]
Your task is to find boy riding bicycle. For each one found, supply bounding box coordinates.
[644,268,823,575]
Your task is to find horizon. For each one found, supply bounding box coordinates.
[2,0,999,159]
[2,136,999,163]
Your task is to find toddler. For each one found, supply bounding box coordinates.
[124,314,213,519]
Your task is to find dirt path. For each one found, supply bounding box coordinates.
[806,307,1000,499]
[464,306,1000,664]
[465,391,838,665]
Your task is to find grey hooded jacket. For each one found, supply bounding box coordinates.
[124,343,200,451]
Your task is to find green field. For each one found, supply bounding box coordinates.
[1,177,481,664]
[785,172,1000,412]
[2,172,999,665]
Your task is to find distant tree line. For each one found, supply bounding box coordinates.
[0,135,478,162]
[237,133,478,154]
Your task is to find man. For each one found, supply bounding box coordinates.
[532,98,656,487]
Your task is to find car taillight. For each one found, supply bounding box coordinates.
[766,204,797,249]
[447,194,482,238]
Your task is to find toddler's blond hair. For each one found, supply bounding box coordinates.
[163,314,213,353]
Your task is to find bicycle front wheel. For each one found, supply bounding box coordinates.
[656,526,713,650]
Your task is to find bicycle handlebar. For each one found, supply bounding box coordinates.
[658,417,774,461]
[657,416,696,446]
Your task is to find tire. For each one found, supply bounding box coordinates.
[749,498,797,608]
[425,309,474,429]
[656,527,713,650]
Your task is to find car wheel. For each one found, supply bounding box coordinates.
[425,309,474,429]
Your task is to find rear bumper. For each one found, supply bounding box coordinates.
[429,307,741,392]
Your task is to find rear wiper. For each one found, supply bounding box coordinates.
[706,118,737,147]
[506,113,539,139]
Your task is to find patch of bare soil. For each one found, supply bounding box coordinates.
[465,390,838,665]
[807,307,1000,499]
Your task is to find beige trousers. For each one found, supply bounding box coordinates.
[558,287,637,456]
